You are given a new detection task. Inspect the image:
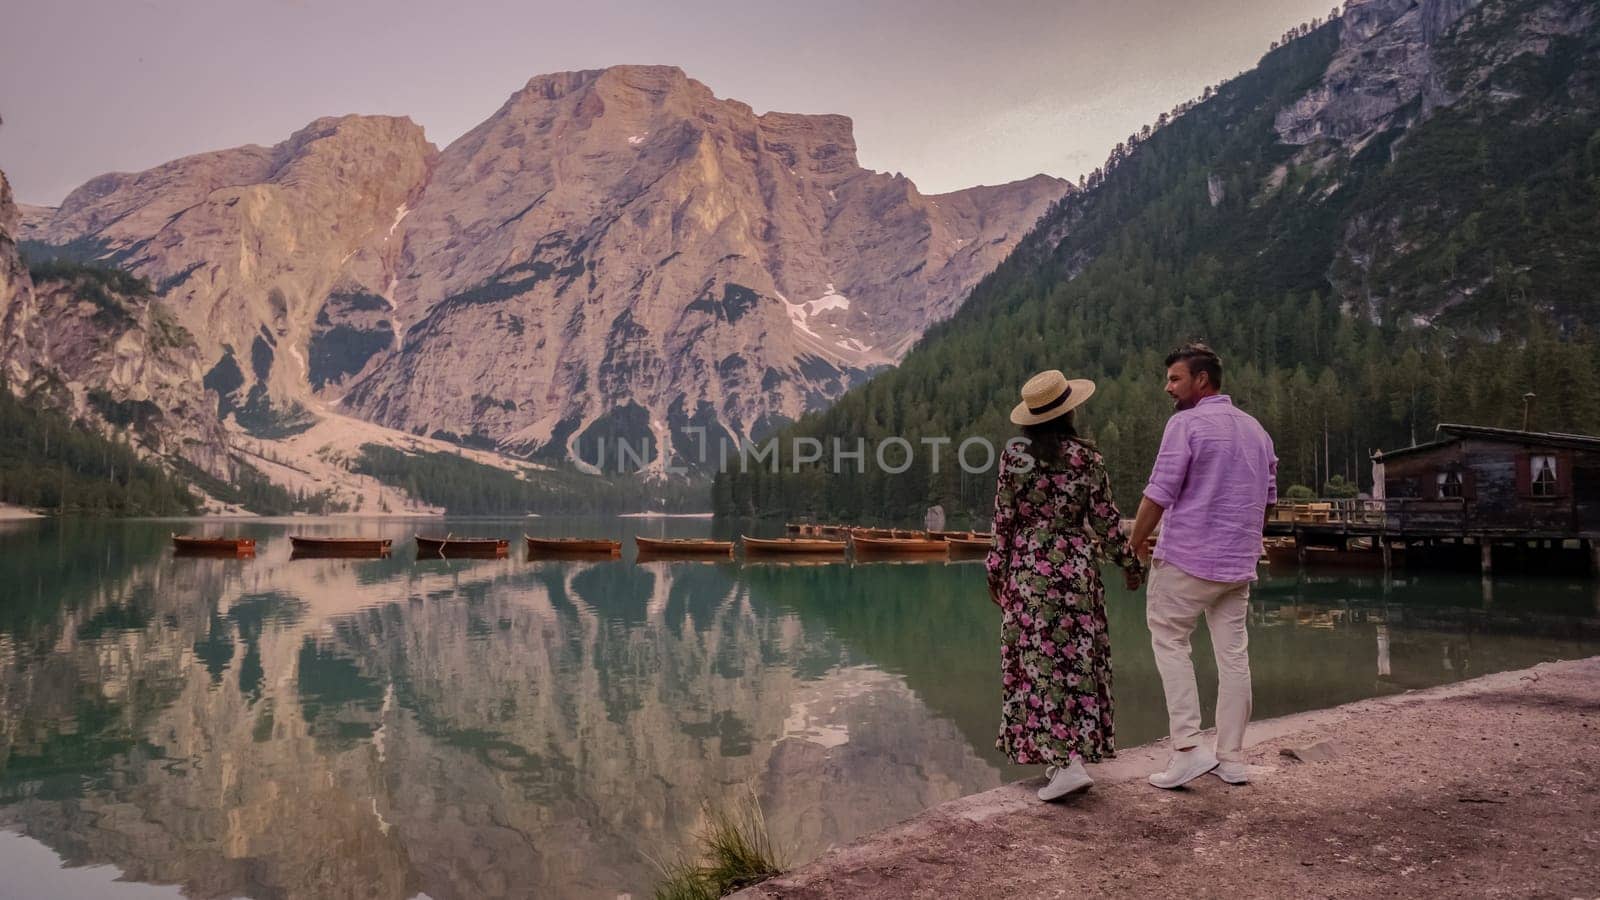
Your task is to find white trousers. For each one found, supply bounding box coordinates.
[1146,561,1253,762]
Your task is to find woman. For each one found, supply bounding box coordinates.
[986,369,1144,801]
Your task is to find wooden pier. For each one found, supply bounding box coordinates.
[1266,424,1600,576]
[1263,498,1599,575]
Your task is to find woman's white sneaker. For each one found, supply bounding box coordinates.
[1038,759,1094,801]
[1148,748,1218,789]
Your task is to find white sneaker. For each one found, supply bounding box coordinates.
[1037,759,1094,801]
[1148,748,1218,789]
[1213,760,1250,784]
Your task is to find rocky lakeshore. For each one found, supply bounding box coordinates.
[740,655,1600,898]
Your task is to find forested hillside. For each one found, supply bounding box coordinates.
[714,0,1600,523]
[354,445,708,515]
[0,379,197,516]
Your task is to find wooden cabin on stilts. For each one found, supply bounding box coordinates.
[1268,424,1600,577]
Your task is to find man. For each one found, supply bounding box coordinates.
[1128,343,1277,789]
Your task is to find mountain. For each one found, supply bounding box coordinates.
[0,170,203,515]
[345,67,1064,470]
[716,0,1600,522]
[17,67,1065,488]
[21,115,439,437]
[0,174,28,361]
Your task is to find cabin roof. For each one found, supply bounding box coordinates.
[1374,424,1600,461]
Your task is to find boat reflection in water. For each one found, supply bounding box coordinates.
[0,519,1596,899]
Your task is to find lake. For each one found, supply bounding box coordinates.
[1,517,1597,898]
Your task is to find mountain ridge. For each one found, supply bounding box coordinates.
[714,0,1600,521]
[12,65,1064,494]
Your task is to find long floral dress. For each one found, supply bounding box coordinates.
[985,439,1143,766]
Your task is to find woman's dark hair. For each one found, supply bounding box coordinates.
[1020,410,1089,465]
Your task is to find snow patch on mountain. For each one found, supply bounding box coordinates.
[386,203,409,240]
[783,284,851,338]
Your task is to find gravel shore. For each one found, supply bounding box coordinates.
[740,656,1600,898]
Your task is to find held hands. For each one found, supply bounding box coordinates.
[1135,535,1155,564]
[1120,535,1152,592]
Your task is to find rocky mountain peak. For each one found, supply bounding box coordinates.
[518,64,695,101]
[276,114,430,166]
[15,68,1064,477]
[758,111,861,176]
[1275,0,1482,146]
[0,170,17,239]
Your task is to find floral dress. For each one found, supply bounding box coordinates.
[985,440,1143,766]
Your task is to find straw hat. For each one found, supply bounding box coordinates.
[1010,369,1096,426]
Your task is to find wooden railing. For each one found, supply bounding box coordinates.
[1269,499,1387,526]
[1268,498,1469,532]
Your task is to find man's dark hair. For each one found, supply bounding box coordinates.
[1165,342,1223,389]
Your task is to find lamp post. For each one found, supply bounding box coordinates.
[1521,392,1536,431]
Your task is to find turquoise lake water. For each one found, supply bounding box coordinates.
[0,517,1596,898]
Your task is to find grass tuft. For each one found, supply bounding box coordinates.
[652,790,785,900]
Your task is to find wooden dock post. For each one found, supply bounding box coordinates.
[1380,539,1393,573]
[1589,540,1600,578]
[1480,540,1493,576]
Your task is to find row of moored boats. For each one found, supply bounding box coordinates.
[170,527,996,560]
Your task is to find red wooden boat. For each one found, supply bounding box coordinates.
[946,535,994,553]
[290,536,392,558]
[525,536,622,556]
[416,534,509,558]
[172,534,256,556]
[850,535,949,556]
[742,536,848,555]
[634,536,735,557]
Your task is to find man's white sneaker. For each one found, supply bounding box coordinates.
[1037,759,1094,801]
[1148,748,1219,789]
[1213,761,1250,784]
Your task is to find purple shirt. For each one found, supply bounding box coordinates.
[1143,395,1277,583]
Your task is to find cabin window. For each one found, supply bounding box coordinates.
[1531,454,1559,498]
[1436,470,1463,499]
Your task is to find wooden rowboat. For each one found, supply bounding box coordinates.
[930,530,993,540]
[172,534,256,556]
[635,536,735,556]
[850,535,949,555]
[742,536,848,555]
[289,536,392,556]
[946,536,993,553]
[525,536,621,556]
[1265,541,1393,570]
[416,535,509,558]
[848,527,900,539]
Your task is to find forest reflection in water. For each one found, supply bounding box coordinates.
[0,518,1596,898]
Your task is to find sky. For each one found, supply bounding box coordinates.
[0,0,1339,206]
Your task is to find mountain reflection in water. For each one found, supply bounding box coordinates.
[0,519,1596,898]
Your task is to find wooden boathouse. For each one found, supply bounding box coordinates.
[1266,424,1600,575]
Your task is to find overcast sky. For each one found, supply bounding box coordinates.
[0,0,1337,206]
